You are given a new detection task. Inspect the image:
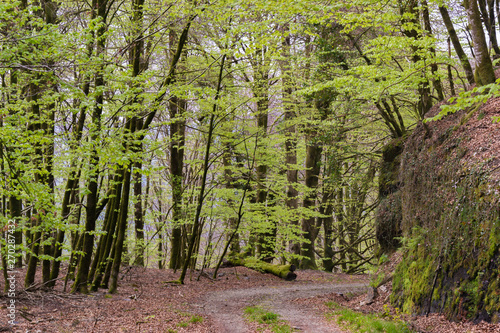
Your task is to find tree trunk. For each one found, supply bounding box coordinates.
[169,95,187,270]
[421,0,444,101]
[300,138,323,270]
[486,0,500,55]
[227,257,297,281]
[109,151,134,294]
[177,53,227,285]
[439,6,475,85]
[465,0,496,85]
[400,0,432,117]
[25,212,41,288]
[447,38,457,95]
[133,155,144,266]
[281,24,300,264]
[252,48,275,262]
[72,0,108,294]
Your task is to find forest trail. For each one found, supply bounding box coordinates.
[198,282,367,333]
[0,267,370,332]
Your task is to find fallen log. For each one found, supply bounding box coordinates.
[226,257,297,281]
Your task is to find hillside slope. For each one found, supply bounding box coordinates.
[389,96,500,322]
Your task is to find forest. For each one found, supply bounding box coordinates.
[1,0,500,330]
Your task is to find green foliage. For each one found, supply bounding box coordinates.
[425,82,500,122]
[189,315,204,324]
[0,0,469,298]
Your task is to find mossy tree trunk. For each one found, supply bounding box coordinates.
[465,0,496,86]
[227,257,297,281]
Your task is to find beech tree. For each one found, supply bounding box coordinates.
[2,0,498,293]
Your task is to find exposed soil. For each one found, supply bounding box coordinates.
[0,265,367,333]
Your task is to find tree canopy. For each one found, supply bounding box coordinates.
[0,0,497,293]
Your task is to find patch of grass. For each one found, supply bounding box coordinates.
[176,315,204,328]
[189,315,204,323]
[325,303,414,333]
[244,306,293,333]
[325,301,341,310]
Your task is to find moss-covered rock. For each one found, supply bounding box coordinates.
[390,102,500,322]
[375,136,407,253]
[379,136,405,197]
[376,192,402,252]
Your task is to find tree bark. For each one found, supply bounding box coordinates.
[72,0,108,294]
[226,257,297,281]
[464,0,496,85]
[439,6,475,85]
[400,0,432,117]
[252,48,275,262]
[421,0,444,101]
[281,24,300,264]
[108,156,133,294]
[168,95,187,270]
[177,53,227,285]
[300,138,323,270]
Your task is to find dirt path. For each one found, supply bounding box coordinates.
[198,282,367,333]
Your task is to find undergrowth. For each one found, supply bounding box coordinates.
[244,306,293,333]
[325,301,414,333]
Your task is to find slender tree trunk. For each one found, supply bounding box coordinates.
[223,142,241,254]
[281,24,300,264]
[487,0,500,55]
[321,200,335,272]
[251,48,275,262]
[400,0,432,117]
[72,0,108,293]
[25,212,41,288]
[448,38,457,95]
[421,0,444,100]
[109,154,134,294]
[133,158,145,266]
[299,138,323,270]
[178,53,227,285]
[439,6,475,85]
[169,96,187,270]
[24,80,43,288]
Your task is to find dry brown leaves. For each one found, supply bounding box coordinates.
[0,261,498,332]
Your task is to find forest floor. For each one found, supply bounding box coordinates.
[0,263,499,333]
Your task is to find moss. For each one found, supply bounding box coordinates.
[487,224,500,259]
[385,94,500,322]
[228,256,297,281]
